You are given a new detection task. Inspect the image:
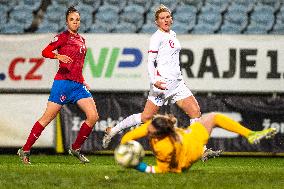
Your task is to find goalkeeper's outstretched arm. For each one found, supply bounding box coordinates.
[120,121,151,144]
[135,162,156,173]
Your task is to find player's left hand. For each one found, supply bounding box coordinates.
[83,81,91,90]
[154,81,167,90]
[56,54,73,64]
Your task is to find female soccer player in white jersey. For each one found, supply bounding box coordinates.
[102,4,201,148]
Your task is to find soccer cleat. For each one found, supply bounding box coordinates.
[201,148,222,162]
[247,128,277,144]
[102,127,113,149]
[17,148,31,165]
[68,148,90,163]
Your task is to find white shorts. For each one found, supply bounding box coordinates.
[148,79,193,106]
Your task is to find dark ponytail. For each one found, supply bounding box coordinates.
[66,6,80,21]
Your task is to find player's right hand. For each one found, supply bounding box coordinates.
[56,54,73,64]
[154,81,167,90]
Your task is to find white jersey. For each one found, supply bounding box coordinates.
[147,29,182,84]
[147,29,193,106]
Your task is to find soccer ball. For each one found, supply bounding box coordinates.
[114,140,145,168]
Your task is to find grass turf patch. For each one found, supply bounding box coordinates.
[1,155,284,189]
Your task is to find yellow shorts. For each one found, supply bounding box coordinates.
[180,122,209,169]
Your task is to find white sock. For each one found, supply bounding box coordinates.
[190,117,199,125]
[111,113,142,135]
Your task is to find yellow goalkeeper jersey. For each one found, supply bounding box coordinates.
[121,121,209,173]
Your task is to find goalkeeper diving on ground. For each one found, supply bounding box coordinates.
[119,112,277,173]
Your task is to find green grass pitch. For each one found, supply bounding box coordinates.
[1,155,283,189]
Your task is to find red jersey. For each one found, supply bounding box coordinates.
[42,30,87,83]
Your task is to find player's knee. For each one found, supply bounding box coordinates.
[208,112,218,123]
[86,112,99,126]
[189,106,201,118]
[92,113,99,123]
[193,105,201,116]
[141,113,153,123]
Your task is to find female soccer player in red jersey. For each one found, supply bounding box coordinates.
[17,6,99,164]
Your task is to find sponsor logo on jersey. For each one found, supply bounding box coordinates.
[51,36,58,43]
[169,40,174,48]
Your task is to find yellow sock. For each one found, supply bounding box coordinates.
[214,113,252,138]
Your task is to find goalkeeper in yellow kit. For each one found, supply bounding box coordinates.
[121,113,277,173]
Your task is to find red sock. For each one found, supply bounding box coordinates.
[23,121,45,151]
[72,122,93,150]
